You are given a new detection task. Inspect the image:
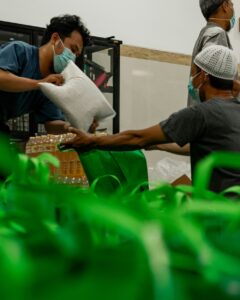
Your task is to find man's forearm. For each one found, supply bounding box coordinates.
[0,70,39,92]
[63,124,170,151]
[89,130,147,151]
[153,143,190,156]
[0,70,64,93]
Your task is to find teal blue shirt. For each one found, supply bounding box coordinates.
[0,41,64,123]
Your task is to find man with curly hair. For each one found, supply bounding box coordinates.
[0,14,91,135]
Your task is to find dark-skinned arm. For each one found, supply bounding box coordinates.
[60,124,171,152]
[145,143,190,156]
[0,69,64,92]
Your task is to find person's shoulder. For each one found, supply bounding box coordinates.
[202,24,225,38]
[199,98,233,110]
[188,101,214,115]
[199,98,220,106]
[12,40,36,50]
[0,40,35,52]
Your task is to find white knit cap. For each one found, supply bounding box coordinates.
[194,45,238,80]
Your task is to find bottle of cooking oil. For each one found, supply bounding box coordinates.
[25,133,88,187]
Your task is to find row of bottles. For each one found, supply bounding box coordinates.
[25,134,88,187]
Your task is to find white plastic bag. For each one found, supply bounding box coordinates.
[148,157,191,183]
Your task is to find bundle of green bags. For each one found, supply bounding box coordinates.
[1,134,240,300]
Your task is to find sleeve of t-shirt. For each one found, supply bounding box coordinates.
[160,105,207,147]
[34,93,65,124]
[0,42,27,74]
[202,29,230,49]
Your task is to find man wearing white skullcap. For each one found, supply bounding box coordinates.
[188,0,236,106]
[61,45,240,193]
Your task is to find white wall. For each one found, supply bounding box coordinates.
[120,56,191,177]
[0,0,240,56]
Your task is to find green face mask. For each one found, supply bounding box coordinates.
[230,15,236,29]
[53,39,76,73]
[188,73,201,102]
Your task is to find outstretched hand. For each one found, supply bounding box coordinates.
[59,127,94,152]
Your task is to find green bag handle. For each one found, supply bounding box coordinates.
[70,195,174,300]
[177,201,240,277]
[129,181,151,196]
[141,183,181,211]
[161,212,240,282]
[175,184,194,194]
[91,174,122,196]
[125,182,180,216]
[173,185,193,205]
[221,185,240,198]
[193,151,240,199]
[36,153,60,184]
[180,200,240,221]
[13,153,59,186]
[109,150,149,187]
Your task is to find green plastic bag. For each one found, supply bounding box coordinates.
[76,150,149,195]
[193,151,240,200]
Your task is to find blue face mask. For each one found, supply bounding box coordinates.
[230,15,236,29]
[209,10,236,31]
[188,75,201,102]
[53,40,76,73]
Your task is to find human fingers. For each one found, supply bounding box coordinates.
[59,128,82,148]
[67,126,82,135]
[52,74,64,85]
[43,74,64,85]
